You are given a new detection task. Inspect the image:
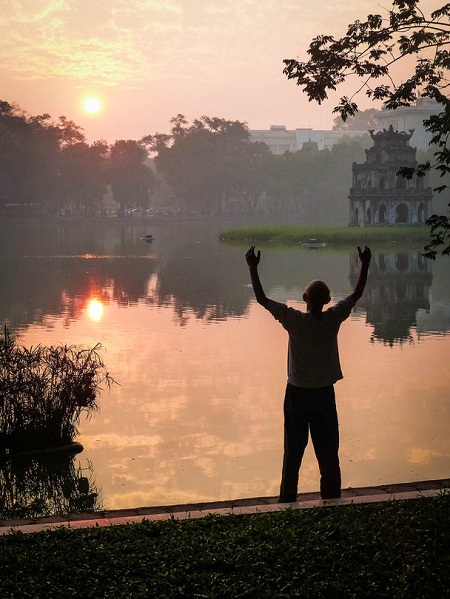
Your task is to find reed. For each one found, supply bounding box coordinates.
[0,325,115,453]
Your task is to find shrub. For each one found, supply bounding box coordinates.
[0,326,115,453]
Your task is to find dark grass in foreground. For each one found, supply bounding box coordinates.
[220,224,429,247]
[1,493,450,598]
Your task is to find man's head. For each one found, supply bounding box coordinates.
[303,280,331,309]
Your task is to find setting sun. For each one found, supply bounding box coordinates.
[83,96,101,115]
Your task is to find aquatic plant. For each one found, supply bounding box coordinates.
[219,224,430,246]
[0,325,115,453]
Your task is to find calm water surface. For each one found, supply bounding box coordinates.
[1,220,449,512]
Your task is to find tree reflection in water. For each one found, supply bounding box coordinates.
[0,453,102,520]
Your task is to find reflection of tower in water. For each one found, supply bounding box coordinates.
[350,250,432,346]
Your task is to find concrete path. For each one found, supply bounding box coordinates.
[1,478,448,536]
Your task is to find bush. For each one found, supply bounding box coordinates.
[0,326,115,453]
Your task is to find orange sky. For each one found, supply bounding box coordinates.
[1,1,444,143]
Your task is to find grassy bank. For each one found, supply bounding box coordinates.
[1,493,449,597]
[220,224,429,247]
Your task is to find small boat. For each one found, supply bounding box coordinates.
[141,234,154,242]
[302,238,327,249]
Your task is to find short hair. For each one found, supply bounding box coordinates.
[304,280,331,307]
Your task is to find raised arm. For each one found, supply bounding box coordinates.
[245,246,269,307]
[351,245,372,302]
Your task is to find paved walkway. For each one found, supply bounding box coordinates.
[1,478,448,536]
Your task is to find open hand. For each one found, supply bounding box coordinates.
[246,245,261,268]
[357,245,372,266]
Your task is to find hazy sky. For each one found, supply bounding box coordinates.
[1,0,443,143]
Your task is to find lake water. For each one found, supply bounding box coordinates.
[1,219,450,513]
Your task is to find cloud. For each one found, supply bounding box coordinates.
[0,0,327,85]
[0,0,182,83]
[3,0,442,88]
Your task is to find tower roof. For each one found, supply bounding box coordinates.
[369,125,414,148]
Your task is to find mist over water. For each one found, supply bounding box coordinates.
[1,219,449,512]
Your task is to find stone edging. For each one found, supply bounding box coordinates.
[1,478,449,535]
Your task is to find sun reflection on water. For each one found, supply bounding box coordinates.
[87,298,104,322]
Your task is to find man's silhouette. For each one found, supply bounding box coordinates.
[246,245,371,502]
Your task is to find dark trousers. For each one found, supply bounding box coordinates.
[279,383,341,501]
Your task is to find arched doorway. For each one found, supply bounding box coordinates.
[379,203,387,224]
[395,203,408,223]
[418,203,426,224]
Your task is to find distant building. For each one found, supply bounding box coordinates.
[348,125,433,226]
[250,100,443,154]
[249,125,297,154]
[249,125,367,154]
[375,99,442,151]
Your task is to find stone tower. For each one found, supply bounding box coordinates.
[348,125,433,226]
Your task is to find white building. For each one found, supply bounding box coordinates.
[250,100,444,154]
[249,125,297,154]
[374,99,442,151]
[249,125,367,154]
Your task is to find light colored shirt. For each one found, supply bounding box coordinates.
[265,296,356,388]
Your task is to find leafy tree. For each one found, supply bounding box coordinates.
[55,116,85,148]
[264,151,302,216]
[0,102,62,211]
[0,102,92,215]
[145,115,371,221]
[0,102,32,201]
[265,140,366,224]
[58,141,109,216]
[229,141,272,215]
[0,102,159,220]
[143,115,271,215]
[26,114,62,211]
[283,0,450,257]
[109,140,156,216]
[144,118,219,214]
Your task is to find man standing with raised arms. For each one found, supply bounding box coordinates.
[245,245,371,502]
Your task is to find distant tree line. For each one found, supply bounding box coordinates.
[1,100,376,223]
[0,101,155,218]
[142,114,372,223]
